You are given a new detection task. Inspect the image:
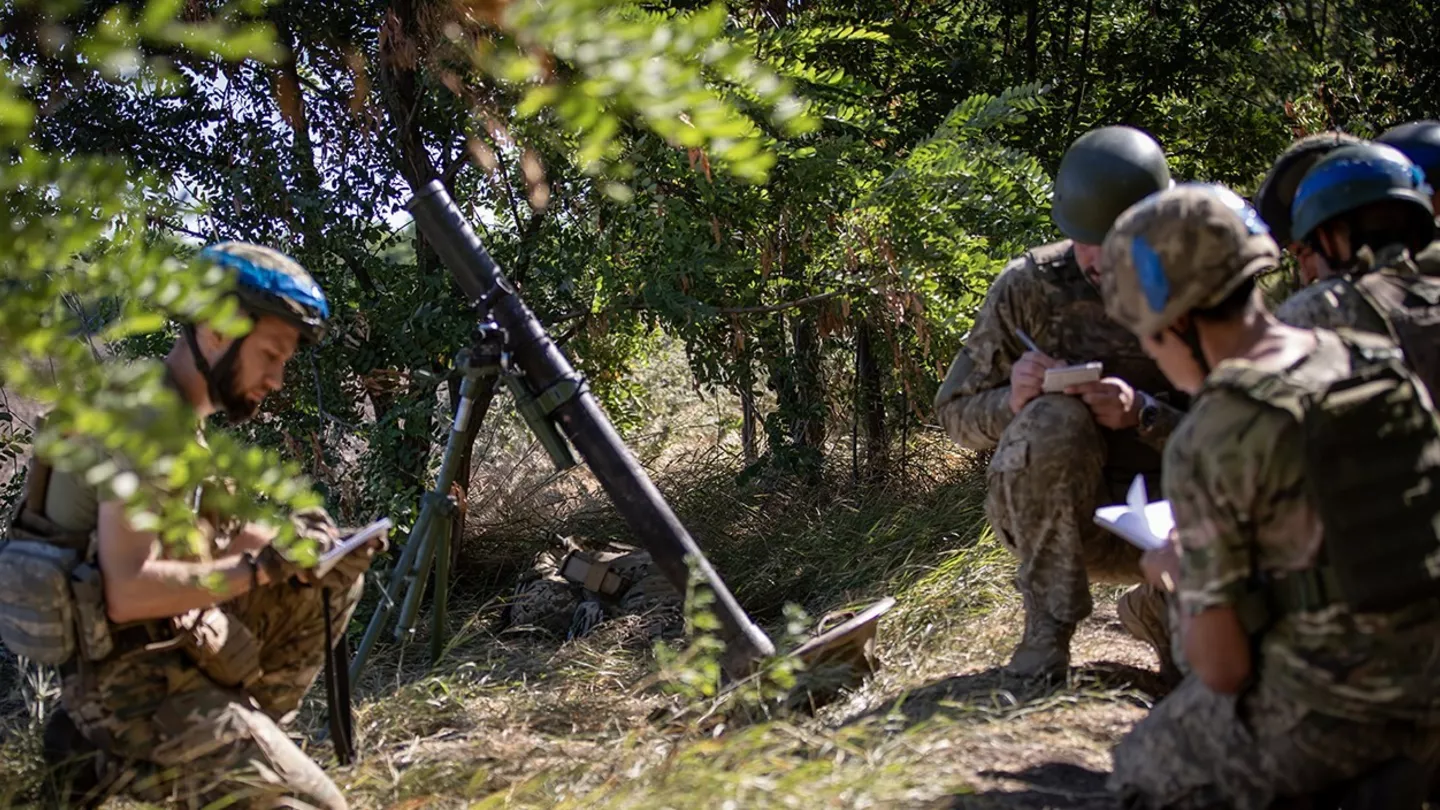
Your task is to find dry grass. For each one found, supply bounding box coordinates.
[0,344,1167,808]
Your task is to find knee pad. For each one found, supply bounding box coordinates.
[989,395,1105,485]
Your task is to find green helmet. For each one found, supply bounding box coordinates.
[1252,131,1361,245]
[1102,184,1279,338]
[1290,143,1435,245]
[1376,121,1440,190]
[1053,126,1172,245]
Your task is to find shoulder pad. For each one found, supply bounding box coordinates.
[1202,364,1309,421]
[1331,327,1405,364]
[1024,240,1075,270]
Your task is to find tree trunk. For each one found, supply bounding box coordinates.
[789,314,826,450]
[855,317,888,482]
[1023,0,1041,82]
[740,383,758,464]
[444,372,500,569]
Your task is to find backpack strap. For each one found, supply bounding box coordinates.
[24,457,52,518]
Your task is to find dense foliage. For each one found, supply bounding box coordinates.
[4,0,1438,533]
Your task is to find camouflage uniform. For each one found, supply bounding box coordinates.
[508,539,682,641]
[1275,243,1440,332]
[40,463,361,809]
[934,241,1186,672]
[1108,331,1440,809]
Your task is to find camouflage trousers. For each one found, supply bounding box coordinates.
[60,574,365,809]
[1109,675,1440,809]
[985,394,1151,626]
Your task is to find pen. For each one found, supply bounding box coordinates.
[1014,329,1042,355]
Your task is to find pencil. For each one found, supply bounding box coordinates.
[1014,329,1042,355]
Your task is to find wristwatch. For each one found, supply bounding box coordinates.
[1137,391,1161,435]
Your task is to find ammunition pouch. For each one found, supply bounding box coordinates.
[558,551,630,597]
[0,461,114,668]
[173,607,261,689]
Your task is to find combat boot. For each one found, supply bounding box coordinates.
[1117,584,1180,686]
[1004,596,1075,680]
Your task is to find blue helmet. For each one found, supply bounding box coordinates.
[1290,143,1434,245]
[1377,121,1440,193]
[200,242,330,345]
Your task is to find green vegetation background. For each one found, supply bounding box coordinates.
[1,0,1437,806]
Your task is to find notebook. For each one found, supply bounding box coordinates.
[312,517,393,579]
[1093,475,1174,551]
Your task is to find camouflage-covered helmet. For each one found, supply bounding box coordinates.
[1102,184,1279,337]
[1377,120,1440,191]
[1290,143,1435,244]
[1252,131,1361,245]
[1053,126,1172,245]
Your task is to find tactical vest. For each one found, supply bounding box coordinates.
[1345,258,1440,399]
[0,458,114,666]
[1026,241,1182,472]
[1207,333,1440,624]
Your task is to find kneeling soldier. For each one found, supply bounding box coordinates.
[2,243,377,809]
[1100,184,1440,809]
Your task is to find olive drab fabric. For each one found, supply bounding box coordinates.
[1278,243,1440,399]
[4,400,366,807]
[1204,333,1440,624]
[1051,126,1172,245]
[1101,184,1281,338]
[1253,131,1361,244]
[0,453,111,667]
[1110,331,1440,810]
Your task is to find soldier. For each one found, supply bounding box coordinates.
[1101,183,1440,809]
[506,536,682,641]
[1252,131,1360,286]
[934,125,1185,681]
[1378,120,1440,212]
[8,243,376,809]
[1275,143,1440,395]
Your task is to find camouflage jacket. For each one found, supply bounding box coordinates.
[1168,329,1440,724]
[934,240,1185,468]
[1275,242,1440,333]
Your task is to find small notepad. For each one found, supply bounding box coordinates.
[1093,475,1174,551]
[312,518,393,579]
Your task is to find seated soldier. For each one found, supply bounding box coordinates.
[1252,130,1360,286]
[1277,143,1440,395]
[934,125,1186,681]
[15,243,378,809]
[1100,183,1440,809]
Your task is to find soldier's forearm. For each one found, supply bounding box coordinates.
[104,554,258,625]
[936,387,1014,451]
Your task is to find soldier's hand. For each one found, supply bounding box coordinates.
[1141,537,1180,593]
[1009,350,1062,414]
[1068,377,1141,429]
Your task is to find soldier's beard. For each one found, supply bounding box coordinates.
[212,355,262,423]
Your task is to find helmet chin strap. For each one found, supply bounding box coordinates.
[1175,320,1211,378]
[183,325,246,418]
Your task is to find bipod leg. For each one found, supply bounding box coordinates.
[349,507,435,682]
[350,336,495,683]
[394,501,442,639]
[430,499,454,666]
